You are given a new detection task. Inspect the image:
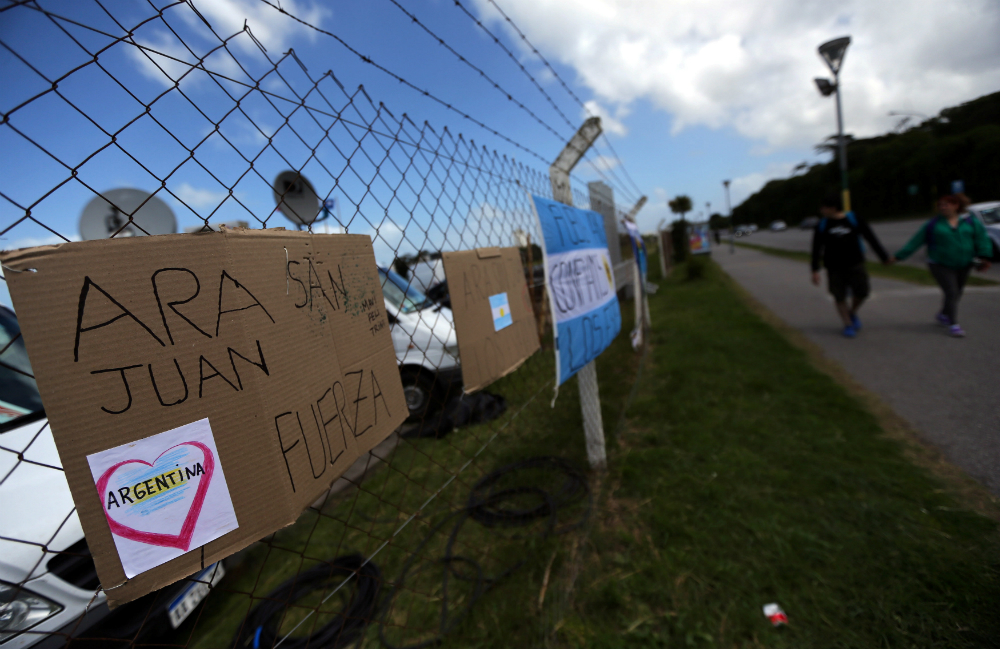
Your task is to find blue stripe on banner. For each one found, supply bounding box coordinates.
[530,195,609,256]
[556,296,622,384]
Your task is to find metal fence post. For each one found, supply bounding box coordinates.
[549,117,607,470]
[623,198,649,334]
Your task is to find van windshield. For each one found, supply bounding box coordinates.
[978,207,999,224]
[0,307,44,428]
[379,269,433,314]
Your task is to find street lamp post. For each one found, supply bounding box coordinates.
[815,36,851,212]
[723,180,733,253]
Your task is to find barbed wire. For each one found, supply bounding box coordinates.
[472,0,646,200]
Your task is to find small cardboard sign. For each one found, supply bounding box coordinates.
[1,229,407,605]
[528,194,622,385]
[87,418,237,578]
[441,247,539,393]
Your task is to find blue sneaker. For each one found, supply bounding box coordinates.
[850,313,861,330]
[842,325,856,338]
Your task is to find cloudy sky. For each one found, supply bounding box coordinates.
[1,0,998,308]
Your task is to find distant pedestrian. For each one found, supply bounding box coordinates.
[713,229,721,245]
[893,193,992,337]
[810,194,891,338]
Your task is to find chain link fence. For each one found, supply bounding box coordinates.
[0,2,644,647]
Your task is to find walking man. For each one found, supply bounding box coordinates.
[810,195,891,338]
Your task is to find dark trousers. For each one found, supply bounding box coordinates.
[928,263,971,323]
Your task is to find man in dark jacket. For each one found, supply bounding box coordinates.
[810,195,891,338]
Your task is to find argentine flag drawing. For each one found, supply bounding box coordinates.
[529,194,621,386]
[490,292,513,331]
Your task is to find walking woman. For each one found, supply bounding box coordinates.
[894,193,993,337]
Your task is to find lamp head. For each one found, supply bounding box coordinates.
[814,77,837,96]
[818,36,851,75]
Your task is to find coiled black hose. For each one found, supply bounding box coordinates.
[378,455,591,648]
[233,554,381,649]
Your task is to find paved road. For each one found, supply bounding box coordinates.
[714,246,1000,496]
[745,219,1000,282]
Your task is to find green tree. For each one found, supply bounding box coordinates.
[708,212,729,229]
[668,195,693,221]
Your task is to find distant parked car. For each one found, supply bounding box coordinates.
[747,224,759,233]
[967,201,1000,260]
[769,220,787,231]
[800,216,820,229]
[734,225,752,237]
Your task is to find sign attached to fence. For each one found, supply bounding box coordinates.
[689,223,712,255]
[441,247,539,393]
[529,195,621,386]
[0,229,407,606]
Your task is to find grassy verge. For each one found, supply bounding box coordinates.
[178,256,999,649]
[734,240,998,286]
[557,258,1000,648]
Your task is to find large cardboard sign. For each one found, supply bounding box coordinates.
[0,229,406,605]
[441,247,539,392]
[529,195,622,386]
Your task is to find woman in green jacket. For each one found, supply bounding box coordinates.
[894,193,993,337]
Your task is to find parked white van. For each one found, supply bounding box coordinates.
[378,267,462,418]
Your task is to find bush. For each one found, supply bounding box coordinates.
[686,255,708,280]
[670,221,689,264]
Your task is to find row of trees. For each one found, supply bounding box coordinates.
[732,91,1000,227]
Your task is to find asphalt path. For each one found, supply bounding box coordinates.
[744,219,1000,282]
[714,246,1000,496]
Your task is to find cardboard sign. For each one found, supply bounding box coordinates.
[529,195,622,386]
[0,229,406,605]
[441,247,539,393]
[87,418,238,578]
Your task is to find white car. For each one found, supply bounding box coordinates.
[968,201,1000,260]
[0,306,224,647]
[378,268,462,419]
[769,220,787,231]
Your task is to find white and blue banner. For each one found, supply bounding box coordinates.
[530,194,621,386]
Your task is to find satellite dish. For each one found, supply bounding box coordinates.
[272,171,321,226]
[80,189,177,241]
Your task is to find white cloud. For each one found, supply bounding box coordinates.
[729,161,798,205]
[584,154,620,172]
[129,0,329,87]
[2,233,81,251]
[473,0,1000,150]
[583,100,628,136]
[174,182,226,209]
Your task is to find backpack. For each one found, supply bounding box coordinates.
[818,211,865,254]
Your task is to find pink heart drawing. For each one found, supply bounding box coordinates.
[94,441,215,551]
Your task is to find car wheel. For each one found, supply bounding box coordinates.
[400,369,439,420]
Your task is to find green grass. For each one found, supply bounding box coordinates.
[176,256,999,649]
[734,240,998,286]
[559,259,1000,648]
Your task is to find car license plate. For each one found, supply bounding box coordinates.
[167,562,225,629]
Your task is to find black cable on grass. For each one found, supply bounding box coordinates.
[233,555,382,649]
[378,456,590,648]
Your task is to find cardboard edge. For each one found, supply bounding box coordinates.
[461,340,539,394]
